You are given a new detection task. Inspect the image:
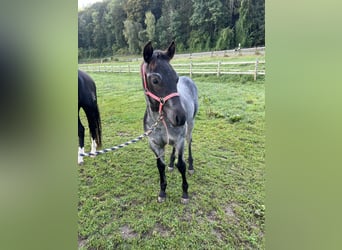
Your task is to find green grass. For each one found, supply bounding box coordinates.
[78,71,265,249]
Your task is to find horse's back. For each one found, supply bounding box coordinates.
[178,76,198,119]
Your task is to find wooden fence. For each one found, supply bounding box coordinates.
[79,59,265,80]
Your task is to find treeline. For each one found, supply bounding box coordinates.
[78,0,264,59]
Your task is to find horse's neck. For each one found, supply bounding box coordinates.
[145,101,161,122]
[146,105,158,117]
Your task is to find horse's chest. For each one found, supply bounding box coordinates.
[151,124,186,146]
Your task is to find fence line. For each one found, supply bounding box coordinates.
[79,60,265,80]
[174,46,265,59]
[79,46,265,64]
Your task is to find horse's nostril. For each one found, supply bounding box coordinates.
[175,114,186,126]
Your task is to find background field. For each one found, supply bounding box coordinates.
[78,59,265,249]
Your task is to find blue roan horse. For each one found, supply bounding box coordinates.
[141,41,198,204]
[78,70,102,165]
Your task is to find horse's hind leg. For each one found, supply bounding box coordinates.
[78,115,85,165]
[187,121,195,175]
[168,147,176,172]
[84,105,100,157]
[188,139,194,175]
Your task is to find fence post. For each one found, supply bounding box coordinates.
[254,59,259,81]
[128,64,130,73]
[217,61,221,77]
[190,61,193,78]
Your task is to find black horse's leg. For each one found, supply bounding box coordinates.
[176,152,189,204]
[78,113,85,165]
[168,147,176,171]
[188,139,194,175]
[84,105,98,156]
[156,157,167,202]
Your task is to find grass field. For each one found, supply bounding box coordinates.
[78,63,265,249]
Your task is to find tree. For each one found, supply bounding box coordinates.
[144,11,156,42]
[216,27,234,50]
[190,0,225,50]
[78,9,94,57]
[124,0,149,25]
[123,20,142,53]
[235,0,264,47]
[105,0,128,54]
[78,0,265,59]
[169,0,193,51]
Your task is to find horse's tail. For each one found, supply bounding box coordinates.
[85,102,102,149]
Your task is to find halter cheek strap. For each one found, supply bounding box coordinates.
[141,63,179,115]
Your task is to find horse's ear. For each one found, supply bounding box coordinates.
[143,41,153,63]
[166,41,175,60]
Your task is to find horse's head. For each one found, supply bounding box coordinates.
[142,41,186,127]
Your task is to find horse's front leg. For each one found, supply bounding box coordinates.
[176,151,189,204]
[156,157,167,203]
[175,142,189,204]
[168,147,176,172]
[151,143,167,203]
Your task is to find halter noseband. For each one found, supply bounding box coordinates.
[141,62,179,115]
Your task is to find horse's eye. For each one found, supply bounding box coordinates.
[148,73,161,85]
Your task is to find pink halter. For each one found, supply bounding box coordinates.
[141,62,179,115]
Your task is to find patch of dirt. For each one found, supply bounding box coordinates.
[153,223,170,237]
[181,207,193,222]
[120,225,138,239]
[78,235,87,248]
[225,205,235,217]
[212,228,223,241]
[224,202,240,223]
[207,210,217,223]
[117,131,131,137]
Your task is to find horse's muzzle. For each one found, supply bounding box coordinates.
[168,112,185,127]
[166,101,186,127]
[163,96,186,127]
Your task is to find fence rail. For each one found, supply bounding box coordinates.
[79,60,265,80]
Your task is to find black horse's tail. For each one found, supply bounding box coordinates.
[85,102,102,149]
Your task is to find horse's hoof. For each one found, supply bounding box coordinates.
[188,169,194,175]
[157,196,166,203]
[78,161,84,166]
[168,167,174,172]
[181,198,189,204]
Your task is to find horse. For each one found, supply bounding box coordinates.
[141,41,198,204]
[78,70,102,165]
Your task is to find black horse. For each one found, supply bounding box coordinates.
[141,41,198,204]
[78,70,102,164]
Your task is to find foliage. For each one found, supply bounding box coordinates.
[216,27,235,50]
[78,0,265,58]
[123,20,142,54]
[144,11,156,42]
[235,0,265,47]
